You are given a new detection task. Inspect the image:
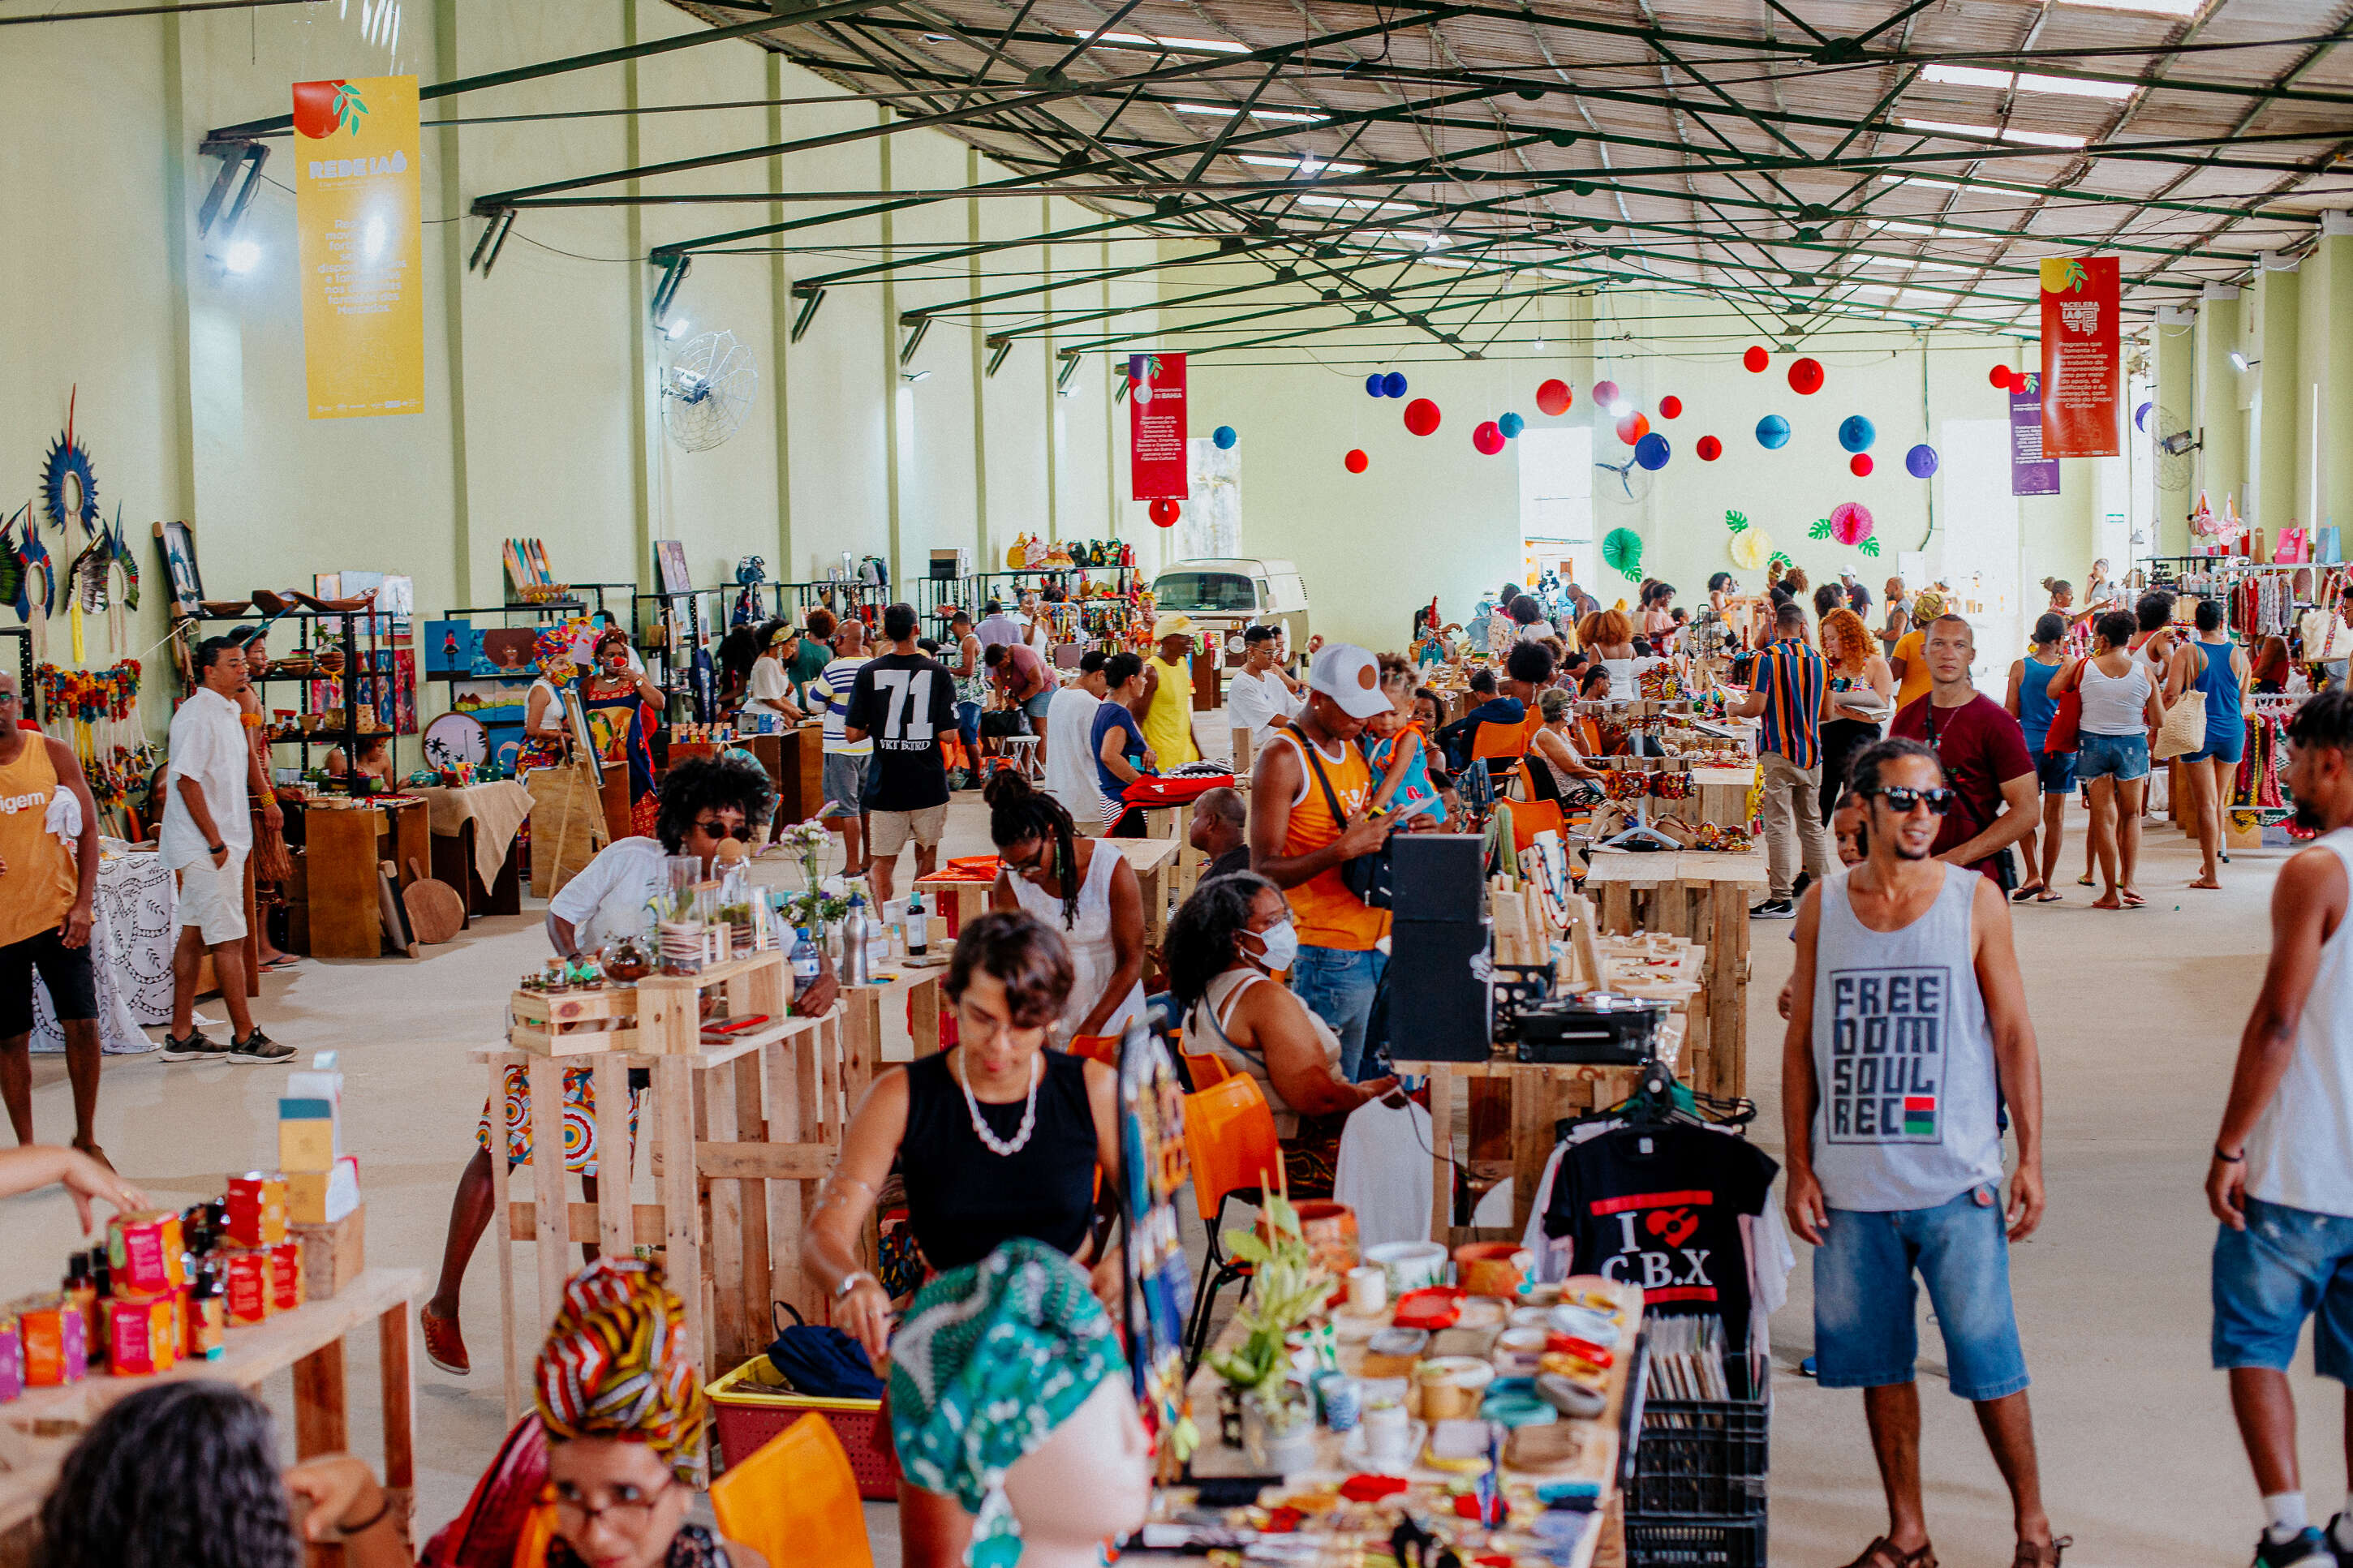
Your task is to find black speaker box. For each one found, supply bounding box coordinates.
[1392,833,1485,922]
[1387,913,1492,1062]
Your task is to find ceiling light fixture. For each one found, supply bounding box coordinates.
[902,369,931,382]
[1238,154,1367,174]
[222,239,262,274]
[1084,30,1248,50]
[1866,218,1976,239]
[1900,117,2087,149]
[1174,102,1321,122]
[1921,64,2133,101]
[2058,0,2198,14]
[2230,350,2255,372]
[1855,252,1977,273]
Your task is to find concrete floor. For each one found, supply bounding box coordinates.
[0,795,2326,1565]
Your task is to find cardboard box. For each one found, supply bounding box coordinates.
[287,1156,360,1226]
[295,1206,366,1301]
[277,1109,337,1174]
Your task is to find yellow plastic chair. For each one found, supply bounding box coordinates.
[708,1411,875,1568]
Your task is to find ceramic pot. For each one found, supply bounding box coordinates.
[1241,1390,1318,1475]
[1288,1201,1360,1275]
[1365,1240,1448,1296]
[1454,1241,1533,1299]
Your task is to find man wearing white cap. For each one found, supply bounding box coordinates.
[1250,642,1397,1080]
[1140,613,1205,769]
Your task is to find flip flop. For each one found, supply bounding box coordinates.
[2011,883,2046,903]
[2076,875,2095,887]
[2120,891,2147,908]
[2034,889,2065,903]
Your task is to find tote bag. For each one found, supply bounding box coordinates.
[2153,689,2209,761]
[2041,681,2084,755]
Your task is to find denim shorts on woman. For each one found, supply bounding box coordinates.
[2030,746,2076,796]
[1813,1186,2030,1401]
[2075,730,2149,784]
[2213,1196,2353,1381]
[2187,724,2247,767]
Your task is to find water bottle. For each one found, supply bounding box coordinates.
[841,893,872,986]
[905,889,928,958]
[790,926,822,989]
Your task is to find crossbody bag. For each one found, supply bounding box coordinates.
[1287,723,1394,909]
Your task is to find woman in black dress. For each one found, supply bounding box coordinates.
[803,910,1121,1568]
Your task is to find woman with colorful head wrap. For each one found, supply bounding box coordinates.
[283,1258,762,1568]
[520,619,596,771]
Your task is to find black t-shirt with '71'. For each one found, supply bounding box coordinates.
[845,651,960,812]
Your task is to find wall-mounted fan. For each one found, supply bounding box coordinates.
[1594,456,1654,506]
[2150,406,2196,492]
[660,329,758,453]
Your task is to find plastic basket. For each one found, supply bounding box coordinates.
[1625,1514,1768,1568]
[704,1356,901,1500]
[1626,1356,1769,1519]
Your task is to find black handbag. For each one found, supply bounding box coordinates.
[1290,724,1394,909]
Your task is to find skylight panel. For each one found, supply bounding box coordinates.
[1899,118,2088,149]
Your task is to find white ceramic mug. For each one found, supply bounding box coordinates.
[1364,1239,1448,1297]
[1362,1400,1410,1463]
[1346,1265,1388,1316]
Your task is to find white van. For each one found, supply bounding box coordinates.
[1149,558,1310,669]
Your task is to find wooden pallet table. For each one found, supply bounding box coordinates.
[0,1269,420,1568]
[1581,848,1766,1101]
[917,836,1188,947]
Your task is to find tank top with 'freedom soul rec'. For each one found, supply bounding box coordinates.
[1808,863,2005,1212]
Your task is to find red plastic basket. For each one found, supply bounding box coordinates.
[704,1357,902,1500]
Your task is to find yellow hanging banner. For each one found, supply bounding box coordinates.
[292,75,423,419]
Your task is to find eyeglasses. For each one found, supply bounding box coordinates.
[1868,786,1955,816]
[544,1477,674,1533]
[693,818,751,840]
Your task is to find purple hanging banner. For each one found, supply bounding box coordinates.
[2011,371,2059,497]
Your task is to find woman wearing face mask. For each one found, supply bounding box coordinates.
[983,771,1146,1055]
[1166,873,1397,1198]
[579,627,666,838]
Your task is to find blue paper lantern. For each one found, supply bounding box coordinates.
[1383,371,1409,399]
[1838,415,1876,453]
[1498,411,1525,439]
[1212,425,1237,449]
[1904,443,1939,479]
[1633,432,1671,470]
[1755,415,1791,450]
[2135,400,2153,432]
[1366,373,1387,397]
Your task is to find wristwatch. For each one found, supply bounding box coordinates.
[207,843,226,855]
[835,1270,875,1301]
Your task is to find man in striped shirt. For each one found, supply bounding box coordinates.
[1733,598,1831,918]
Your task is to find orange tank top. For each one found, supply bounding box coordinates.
[1271,726,1391,952]
[0,737,77,949]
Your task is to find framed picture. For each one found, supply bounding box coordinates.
[153,520,203,613]
[653,539,693,598]
[424,619,480,677]
[566,689,604,783]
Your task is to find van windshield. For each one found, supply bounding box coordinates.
[1152,570,1257,613]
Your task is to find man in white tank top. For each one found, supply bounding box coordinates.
[2210,688,2353,1568]
[1783,737,2064,1568]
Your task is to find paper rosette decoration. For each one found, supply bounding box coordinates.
[1829,501,1874,547]
[1602,526,1645,582]
[1728,528,1773,571]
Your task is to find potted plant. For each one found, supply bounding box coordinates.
[1205,1193,1331,1474]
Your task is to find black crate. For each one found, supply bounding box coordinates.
[1626,1355,1770,1519]
[1625,1514,1768,1567]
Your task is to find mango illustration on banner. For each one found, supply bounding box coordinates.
[293,75,423,420]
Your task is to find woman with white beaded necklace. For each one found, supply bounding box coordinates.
[803,910,1123,1568]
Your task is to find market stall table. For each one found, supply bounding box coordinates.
[300,795,432,958]
[409,780,531,920]
[32,842,175,1055]
[1579,848,1766,1100]
[915,836,1185,946]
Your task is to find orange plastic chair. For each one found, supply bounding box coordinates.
[1507,762,1567,853]
[1182,1050,1235,1089]
[1179,1075,1283,1369]
[709,1411,874,1568]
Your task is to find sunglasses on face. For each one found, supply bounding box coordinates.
[1869,785,1955,816]
[693,818,751,840]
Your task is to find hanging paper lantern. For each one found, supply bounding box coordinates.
[1473,421,1506,455]
[2135,400,2153,432]
[1904,443,1938,479]
[1614,412,1650,446]
[1497,411,1525,439]
[1212,425,1237,450]
[1658,395,1683,419]
[1403,397,1442,436]
[1829,501,1875,547]
[1383,371,1409,399]
[1729,527,1772,570]
[1602,526,1644,583]
[1837,415,1876,453]
[1850,453,1874,477]
[1366,373,1387,397]
[1787,357,1824,395]
[1593,379,1622,410]
[1344,449,1370,474]
[1989,363,2014,390]
[1634,432,1671,470]
[1755,414,1791,449]
[1743,346,1769,373]
[1148,498,1181,526]
[1696,435,1723,462]
[1535,379,1572,416]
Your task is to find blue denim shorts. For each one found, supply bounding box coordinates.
[1813,1187,2030,1401]
[2213,1196,2353,1381]
[2187,724,2247,767]
[2030,746,2076,796]
[2075,731,2149,783]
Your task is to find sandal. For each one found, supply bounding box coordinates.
[2076,875,2095,887]
[1837,1538,1937,1568]
[71,1141,114,1174]
[2034,889,2065,903]
[2011,882,2046,903]
[421,1308,471,1375]
[2011,1536,2071,1568]
[2120,891,2147,908]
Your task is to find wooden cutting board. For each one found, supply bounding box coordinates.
[376,860,419,957]
[401,856,466,946]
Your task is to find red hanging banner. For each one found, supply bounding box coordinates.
[2039,256,2119,458]
[1128,351,1189,499]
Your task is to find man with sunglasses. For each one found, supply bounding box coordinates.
[1891,613,2038,886]
[1783,737,2061,1568]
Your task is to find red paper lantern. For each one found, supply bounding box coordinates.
[1787,357,1824,395]
[1344,449,1370,474]
[1148,497,1180,527]
[1989,363,2015,390]
[1850,453,1874,477]
[1696,435,1723,462]
[1473,421,1505,455]
[1403,397,1442,436]
[1743,346,1769,373]
[1614,412,1650,446]
[1535,379,1572,417]
[1658,395,1683,419]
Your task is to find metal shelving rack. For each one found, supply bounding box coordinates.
[1,627,33,724]
[186,608,368,792]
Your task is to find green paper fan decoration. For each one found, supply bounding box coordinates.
[1808,518,1832,541]
[1724,509,1749,533]
[1602,526,1644,583]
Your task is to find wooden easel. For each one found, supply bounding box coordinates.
[527,693,607,897]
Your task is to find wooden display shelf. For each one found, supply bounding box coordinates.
[1581,848,1766,1102]
[507,952,790,1059]
[915,836,1185,947]
[0,1268,420,1568]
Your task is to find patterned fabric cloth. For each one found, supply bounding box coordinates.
[32,844,174,1055]
[477,1065,644,1177]
[888,1238,1125,1567]
[534,1257,709,1481]
[1751,637,1827,768]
